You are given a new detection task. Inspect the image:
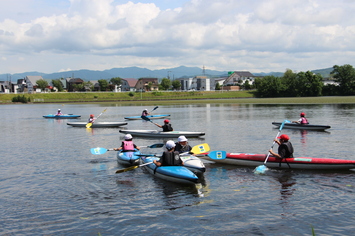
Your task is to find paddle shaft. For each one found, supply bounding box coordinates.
[149,106,158,114]
[115,162,153,173]
[86,108,107,128]
[263,120,288,164]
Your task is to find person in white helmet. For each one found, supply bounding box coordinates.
[175,136,193,154]
[153,140,183,166]
[55,109,63,116]
[114,134,140,152]
[141,109,150,116]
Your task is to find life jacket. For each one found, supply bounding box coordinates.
[175,142,191,153]
[162,124,173,132]
[160,151,182,166]
[301,117,309,124]
[279,142,294,158]
[122,141,135,151]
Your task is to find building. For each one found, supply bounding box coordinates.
[224,71,255,86]
[121,78,138,91]
[135,78,159,91]
[179,76,211,91]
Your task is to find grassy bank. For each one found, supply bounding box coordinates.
[1,91,355,104]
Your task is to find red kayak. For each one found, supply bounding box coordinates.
[200,152,355,170]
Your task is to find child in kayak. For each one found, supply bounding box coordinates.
[154,140,183,166]
[56,109,63,116]
[175,136,193,154]
[293,112,309,124]
[155,119,173,132]
[269,134,294,159]
[114,134,140,152]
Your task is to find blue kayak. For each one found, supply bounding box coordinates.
[43,114,81,119]
[117,149,141,166]
[124,114,170,120]
[140,156,199,185]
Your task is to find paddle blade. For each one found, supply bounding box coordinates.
[254,165,268,174]
[90,147,108,155]
[141,115,151,122]
[152,106,158,111]
[208,150,227,160]
[148,143,164,148]
[115,165,138,174]
[86,123,92,128]
[191,143,210,154]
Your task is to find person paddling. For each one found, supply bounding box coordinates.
[114,134,140,152]
[269,134,294,159]
[141,109,150,116]
[88,114,95,123]
[56,109,63,116]
[175,136,193,154]
[155,119,173,132]
[153,140,183,166]
[293,112,309,124]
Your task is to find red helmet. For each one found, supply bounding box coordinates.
[164,119,170,123]
[277,134,290,141]
[300,112,305,117]
[90,114,94,117]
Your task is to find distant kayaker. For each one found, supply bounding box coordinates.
[88,114,95,123]
[56,109,63,116]
[141,109,150,116]
[114,134,140,152]
[269,134,294,159]
[154,140,183,166]
[155,119,173,132]
[175,136,193,154]
[293,112,309,124]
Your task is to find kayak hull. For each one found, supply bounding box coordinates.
[272,122,331,130]
[141,156,199,185]
[200,152,355,170]
[125,114,171,120]
[119,129,205,138]
[67,122,127,128]
[117,150,141,166]
[43,114,81,119]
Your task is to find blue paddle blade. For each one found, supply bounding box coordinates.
[90,147,108,155]
[208,150,227,160]
[254,165,268,174]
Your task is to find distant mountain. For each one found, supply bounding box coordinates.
[0,66,335,82]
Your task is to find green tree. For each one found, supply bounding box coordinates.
[255,76,284,97]
[282,69,298,96]
[331,64,355,95]
[36,79,49,90]
[172,80,181,90]
[215,83,221,90]
[52,79,64,92]
[160,78,171,90]
[110,77,122,86]
[98,79,109,91]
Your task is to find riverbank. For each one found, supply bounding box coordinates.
[1,91,355,104]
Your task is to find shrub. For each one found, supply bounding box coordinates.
[128,92,134,97]
[12,95,29,103]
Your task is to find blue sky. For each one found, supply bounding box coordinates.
[0,0,354,74]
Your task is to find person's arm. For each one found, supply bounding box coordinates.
[134,144,140,150]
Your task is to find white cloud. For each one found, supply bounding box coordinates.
[0,0,354,74]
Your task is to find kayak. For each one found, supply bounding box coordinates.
[119,129,205,138]
[117,149,141,166]
[272,122,331,130]
[67,122,127,128]
[43,114,81,119]
[124,114,171,120]
[140,156,199,185]
[180,154,206,174]
[200,152,355,170]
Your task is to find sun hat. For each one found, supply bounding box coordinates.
[124,134,133,140]
[165,140,176,149]
[277,134,290,141]
[178,136,188,142]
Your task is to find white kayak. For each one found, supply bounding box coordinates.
[119,129,205,138]
[67,122,127,128]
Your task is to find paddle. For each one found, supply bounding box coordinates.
[86,108,107,128]
[90,143,164,155]
[206,150,227,160]
[149,106,159,114]
[254,120,289,174]
[141,115,158,125]
[115,143,210,174]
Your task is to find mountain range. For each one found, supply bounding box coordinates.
[0,66,333,82]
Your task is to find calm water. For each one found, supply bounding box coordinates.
[1,102,355,235]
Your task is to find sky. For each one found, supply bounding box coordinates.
[0,0,354,74]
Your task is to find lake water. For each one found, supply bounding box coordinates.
[1,102,355,235]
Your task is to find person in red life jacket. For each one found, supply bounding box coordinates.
[114,134,140,152]
[88,114,95,123]
[56,109,63,116]
[153,140,183,166]
[141,109,149,116]
[174,136,193,154]
[155,119,173,132]
[293,112,309,124]
[269,134,294,159]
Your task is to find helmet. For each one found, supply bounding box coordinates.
[144,109,148,111]
[165,140,176,149]
[277,134,290,141]
[90,114,94,117]
[178,136,188,142]
[58,109,61,111]
[124,134,133,140]
[300,112,305,117]
[164,119,170,123]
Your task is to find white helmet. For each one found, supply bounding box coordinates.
[144,109,148,111]
[165,140,176,149]
[58,109,61,111]
[124,134,133,140]
[178,136,188,142]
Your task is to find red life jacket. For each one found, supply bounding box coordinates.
[122,141,134,151]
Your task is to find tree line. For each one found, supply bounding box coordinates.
[255,64,355,97]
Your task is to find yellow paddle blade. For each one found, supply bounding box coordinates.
[86,123,93,128]
[191,143,210,154]
[115,165,138,174]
